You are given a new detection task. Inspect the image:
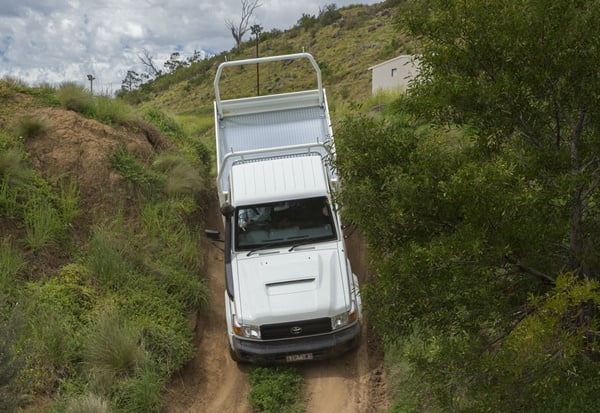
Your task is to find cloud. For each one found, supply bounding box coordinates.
[0,0,381,93]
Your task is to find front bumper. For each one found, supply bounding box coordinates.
[231,322,361,364]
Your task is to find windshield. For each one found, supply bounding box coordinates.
[235,196,337,250]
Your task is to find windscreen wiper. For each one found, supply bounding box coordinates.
[246,239,283,256]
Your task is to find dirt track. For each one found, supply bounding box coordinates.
[164,194,388,412]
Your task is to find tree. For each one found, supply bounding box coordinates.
[138,48,161,78]
[121,70,141,92]
[164,52,185,73]
[335,0,600,410]
[226,0,262,49]
[402,0,600,278]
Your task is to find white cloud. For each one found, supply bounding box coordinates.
[0,0,382,93]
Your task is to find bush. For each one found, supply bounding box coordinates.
[248,366,304,413]
[23,264,96,391]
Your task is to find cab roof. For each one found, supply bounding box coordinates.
[230,155,329,206]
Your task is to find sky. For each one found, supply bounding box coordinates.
[0,0,381,94]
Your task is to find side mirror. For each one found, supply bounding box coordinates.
[205,229,221,240]
[220,202,235,218]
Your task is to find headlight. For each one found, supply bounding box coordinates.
[331,300,358,330]
[232,316,261,339]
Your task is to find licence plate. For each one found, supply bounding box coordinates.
[286,353,313,362]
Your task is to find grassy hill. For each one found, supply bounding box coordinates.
[121,1,413,137]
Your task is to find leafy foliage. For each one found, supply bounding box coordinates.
[336,0,600,410]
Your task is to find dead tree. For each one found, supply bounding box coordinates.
[225,0,262,49]
[138,48,161,78]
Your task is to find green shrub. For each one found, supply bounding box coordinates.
[247,366,304,413]
[57,82,93,113]
[114,277,194,375]
[24,264,95,384]
[13,115,48,139]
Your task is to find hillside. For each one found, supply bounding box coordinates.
[0,79,213,412]
[122,1,412,120]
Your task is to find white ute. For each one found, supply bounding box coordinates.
[206,53,362,363]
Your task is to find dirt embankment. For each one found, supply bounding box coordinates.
[164,194,389,413]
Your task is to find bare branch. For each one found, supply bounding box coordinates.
[138,48,160,77]
[225,0,263,49]
[504,255,556,284]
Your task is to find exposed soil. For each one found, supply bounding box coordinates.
[164,193,389,412]
[26,108,156,218]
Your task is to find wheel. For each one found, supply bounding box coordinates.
[229,346,244,363]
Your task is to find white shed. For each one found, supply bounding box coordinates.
[368,55,419,94]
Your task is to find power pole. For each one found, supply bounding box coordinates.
[251,24,263,95]
[87,74,96,94]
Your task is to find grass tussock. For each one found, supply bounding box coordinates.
[0,147,33,186]
[13,115,49,139]
[57,82,94,113]
[0,237,24,294]
[65,393,112,413]
[23,197,64,250]
[84,306,146,391]
[152,152,205,198]
[90,95,133,126]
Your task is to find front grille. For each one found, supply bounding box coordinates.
[260,317,331,340]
